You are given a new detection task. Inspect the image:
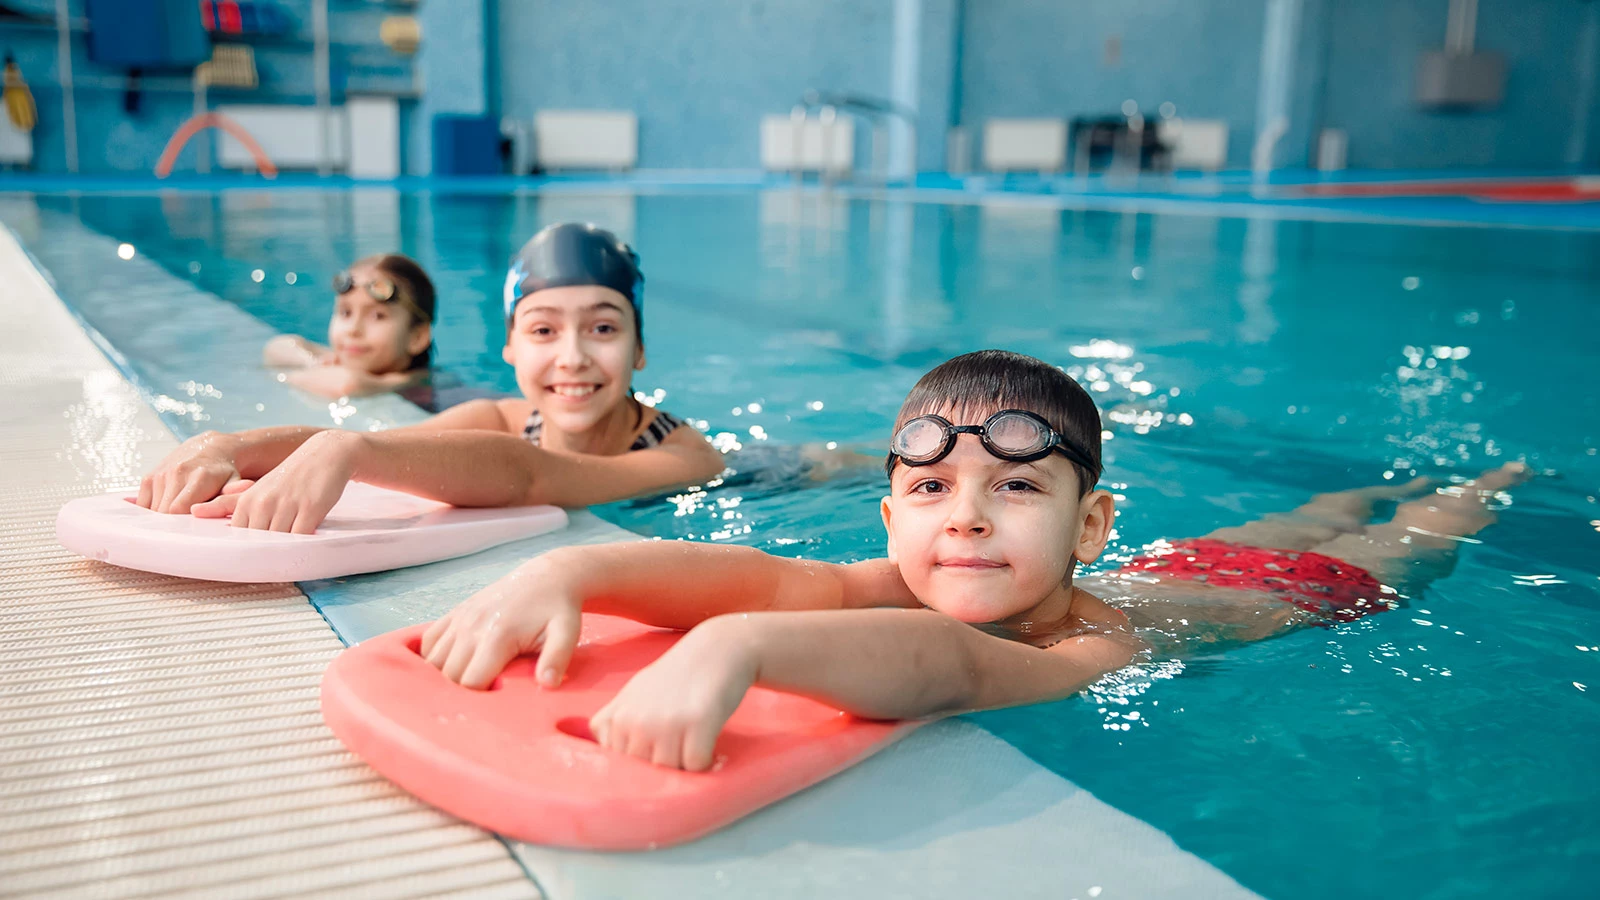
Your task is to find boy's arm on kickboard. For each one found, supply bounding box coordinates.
[555,545,917,630]
[718,607,1143,720]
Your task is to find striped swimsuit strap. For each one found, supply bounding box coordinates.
[522,406,686,451]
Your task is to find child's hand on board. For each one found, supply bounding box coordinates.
[589,618,757,772]
[137,432,245,513]
[421,554,585,690]
[190,430,357,534]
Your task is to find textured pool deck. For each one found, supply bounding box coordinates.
[0,227,540,899]
[0,207,1260,900]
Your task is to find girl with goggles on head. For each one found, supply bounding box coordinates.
[263,254,437,400]
[141,224,724,534]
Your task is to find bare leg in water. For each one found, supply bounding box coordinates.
[1203,474,1438,551]
[1309,462,1531,592]
[1099,463,1532,646]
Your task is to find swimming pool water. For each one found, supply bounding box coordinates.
[5,186,1597,898]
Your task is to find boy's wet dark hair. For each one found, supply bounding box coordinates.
[363,254,436,370]
[893,350,1103,495]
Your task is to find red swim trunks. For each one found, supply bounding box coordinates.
[1117,539,1395,622]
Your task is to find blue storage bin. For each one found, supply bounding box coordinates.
[432,115,501,176]
[85,0,209,69]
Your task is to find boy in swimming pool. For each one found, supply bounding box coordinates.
[262,254,437,400]
[138,222,724,532]
[422,350,1529,771]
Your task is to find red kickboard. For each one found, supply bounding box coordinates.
[320,618,920,850]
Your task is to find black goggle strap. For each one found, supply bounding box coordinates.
[1050,441,1103,483]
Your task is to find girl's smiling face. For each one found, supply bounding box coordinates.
[503,284,645,439]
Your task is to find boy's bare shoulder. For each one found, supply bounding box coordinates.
[1037,589,1147,663]
[1071,588,1134,633]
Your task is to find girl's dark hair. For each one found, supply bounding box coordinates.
[362,254,436,370]
[893,350,1103,495]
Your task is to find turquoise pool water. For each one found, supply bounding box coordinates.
[6,186,1598,898]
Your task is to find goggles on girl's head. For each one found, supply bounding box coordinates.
[885,409,1102,482]
[333,271,431,323]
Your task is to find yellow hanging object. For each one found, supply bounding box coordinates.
[196,45,259,90]
[379,16,421,56]
[3,55,38,133]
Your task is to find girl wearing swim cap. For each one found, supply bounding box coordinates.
[263,254,436,399]
[138,223,724,533]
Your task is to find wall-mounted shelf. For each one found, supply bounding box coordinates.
[212,30,316,48]
[40,75,418,101]
[333,0,419,9]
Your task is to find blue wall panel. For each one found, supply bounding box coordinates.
[956,0,1268,168]
[496,0,892,170]
[1320,0,1599,170]
[408,0,487,175]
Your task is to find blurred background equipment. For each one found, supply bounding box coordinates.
[1,49,32,166]
[378,14,419,56]
[195,44,259,90]
[84,0,209,68]
[1416,0,1505,108]
[432,113,499,176]
[3,50,34,130]
[0,1,1592,179]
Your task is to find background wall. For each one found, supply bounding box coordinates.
[1317,0,1600,170]
[486,0,1600,173]
[407,0,486,174]
[3,0,1598,176]
[954,0,1268,168]
[496,0,894,170]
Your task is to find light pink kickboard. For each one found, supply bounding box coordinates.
[55,482,568,583]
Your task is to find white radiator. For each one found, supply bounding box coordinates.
[347,96,400,179]
[1157,118,1230,171]
[216,104,348,171]
[982,118,1067,173]
[533,110,637,170]
[760,114,854,173]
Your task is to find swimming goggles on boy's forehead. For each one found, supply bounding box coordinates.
[333,271,431,323]
[885,409,1102,481]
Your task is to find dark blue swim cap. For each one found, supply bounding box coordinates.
[503,222,644,328]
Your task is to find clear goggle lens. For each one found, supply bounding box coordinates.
[984,411,1051,456]
[892,416,951,461]
[333,271,397,302]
